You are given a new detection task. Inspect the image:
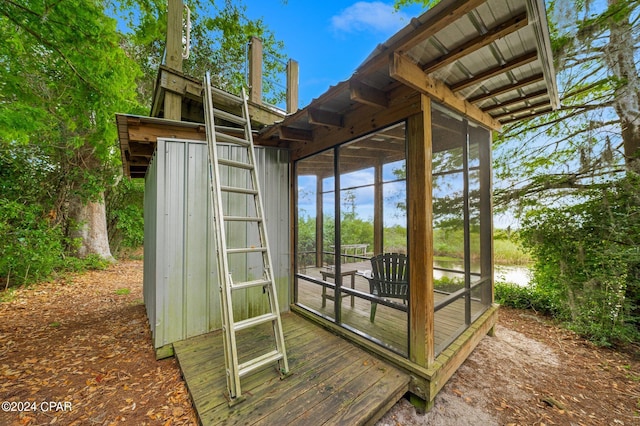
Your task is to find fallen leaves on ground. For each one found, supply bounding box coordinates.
[0,260,196,426]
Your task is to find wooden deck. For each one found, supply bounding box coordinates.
[173,312,411,426]
[297,262,488,356]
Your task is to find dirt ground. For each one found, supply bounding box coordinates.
[1,260,639,425]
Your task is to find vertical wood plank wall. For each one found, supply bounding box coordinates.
[407,95,435,368]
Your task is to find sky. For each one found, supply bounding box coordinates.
[241,1,427,108]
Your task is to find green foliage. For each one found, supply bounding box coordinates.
[115,288,131,295]
[495,282,563,317]
[106,178,145,255]
[0,200,65,287]
[519,174,640,345]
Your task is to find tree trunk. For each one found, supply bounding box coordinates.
[604,0,640,170]
[68,192,115,261]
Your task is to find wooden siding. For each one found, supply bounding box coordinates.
[173,312,410,425]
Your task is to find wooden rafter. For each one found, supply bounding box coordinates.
[491,99,551,120]
[350,80,389,108]
[468,73,544,104]
[279,126,313,142]
[356,0,487,77]
[481,88,548,113]
[308,108,344,128]
[423,12,529,74]
[390,52,502,130]
[499,106,553,124]
[451,51,538,92]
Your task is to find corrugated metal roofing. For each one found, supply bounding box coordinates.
[261,0,558,142]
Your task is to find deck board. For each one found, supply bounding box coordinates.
[173,312,410,425]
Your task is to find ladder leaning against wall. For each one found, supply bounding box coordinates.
[202,72,289,404]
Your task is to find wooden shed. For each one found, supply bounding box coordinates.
[117,0,559,418]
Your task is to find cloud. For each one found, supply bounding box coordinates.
[331,2,411,35]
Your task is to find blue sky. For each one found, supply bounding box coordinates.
[241,1,427,107]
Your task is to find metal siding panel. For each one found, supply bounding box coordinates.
[143,149,158,346]
[184,141,209,337]
[143,139,290,348]
[164,141,186,345]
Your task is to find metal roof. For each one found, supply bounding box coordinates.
[259,0,558,144]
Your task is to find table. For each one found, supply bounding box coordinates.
[320,268,357,308]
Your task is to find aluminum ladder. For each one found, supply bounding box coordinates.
[202,73,289,404]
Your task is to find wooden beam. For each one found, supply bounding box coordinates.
[451,51,538,92]
[498,106,553,124]
[356,0,486,77]
[481,88,548,113]
[423,13,528,74]
[279,126,313,142]
[291,85,422,161]
[390,52,502,131]
[249,36,263,104]
[164,0,183,120]
[287,59,299,113]
[468,73,545,104]
[350,80,389,108]
[308,108,344,128]
[491,99,552,120]
[407,95,434,368]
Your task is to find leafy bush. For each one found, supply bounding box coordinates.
[0,200,65,287]
[106,178,144,255]
[495,282,563,317]
[519,174,640,345]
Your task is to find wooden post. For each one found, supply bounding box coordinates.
[287,59,299,113]
[407,95,434,368]
[373,161,383,255]
[316,175,324,267]
[249,36,263,105]
[164,0,183,120]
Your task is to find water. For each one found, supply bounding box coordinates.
[434,259,531,287]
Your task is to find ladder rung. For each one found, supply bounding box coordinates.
[220,185,258,195]
[227,247,267,254]
[234,313,278,331]
[224,215,262,222]
[216,132,250,146]
[231,279,271,291]
[238,350,284,378]
[209,85,244,105]
[213,108,247,126]
[219,158,254,170]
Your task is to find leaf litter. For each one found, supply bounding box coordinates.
[1,260,639,425]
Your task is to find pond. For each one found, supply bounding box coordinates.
[434,258,531,287]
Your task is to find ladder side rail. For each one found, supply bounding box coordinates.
[240,88,289,374]
[204,73,242,398]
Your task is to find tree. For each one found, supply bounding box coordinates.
[0,0,141,262]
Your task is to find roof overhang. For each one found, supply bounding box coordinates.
[258,0,559,152]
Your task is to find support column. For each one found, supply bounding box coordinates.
[287,59,299,113]
[407,95,434,368]
[249,36,263,104]
[373,161,384,255]
[164,0,183,120]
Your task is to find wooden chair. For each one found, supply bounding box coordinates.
[365,253,408,322]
